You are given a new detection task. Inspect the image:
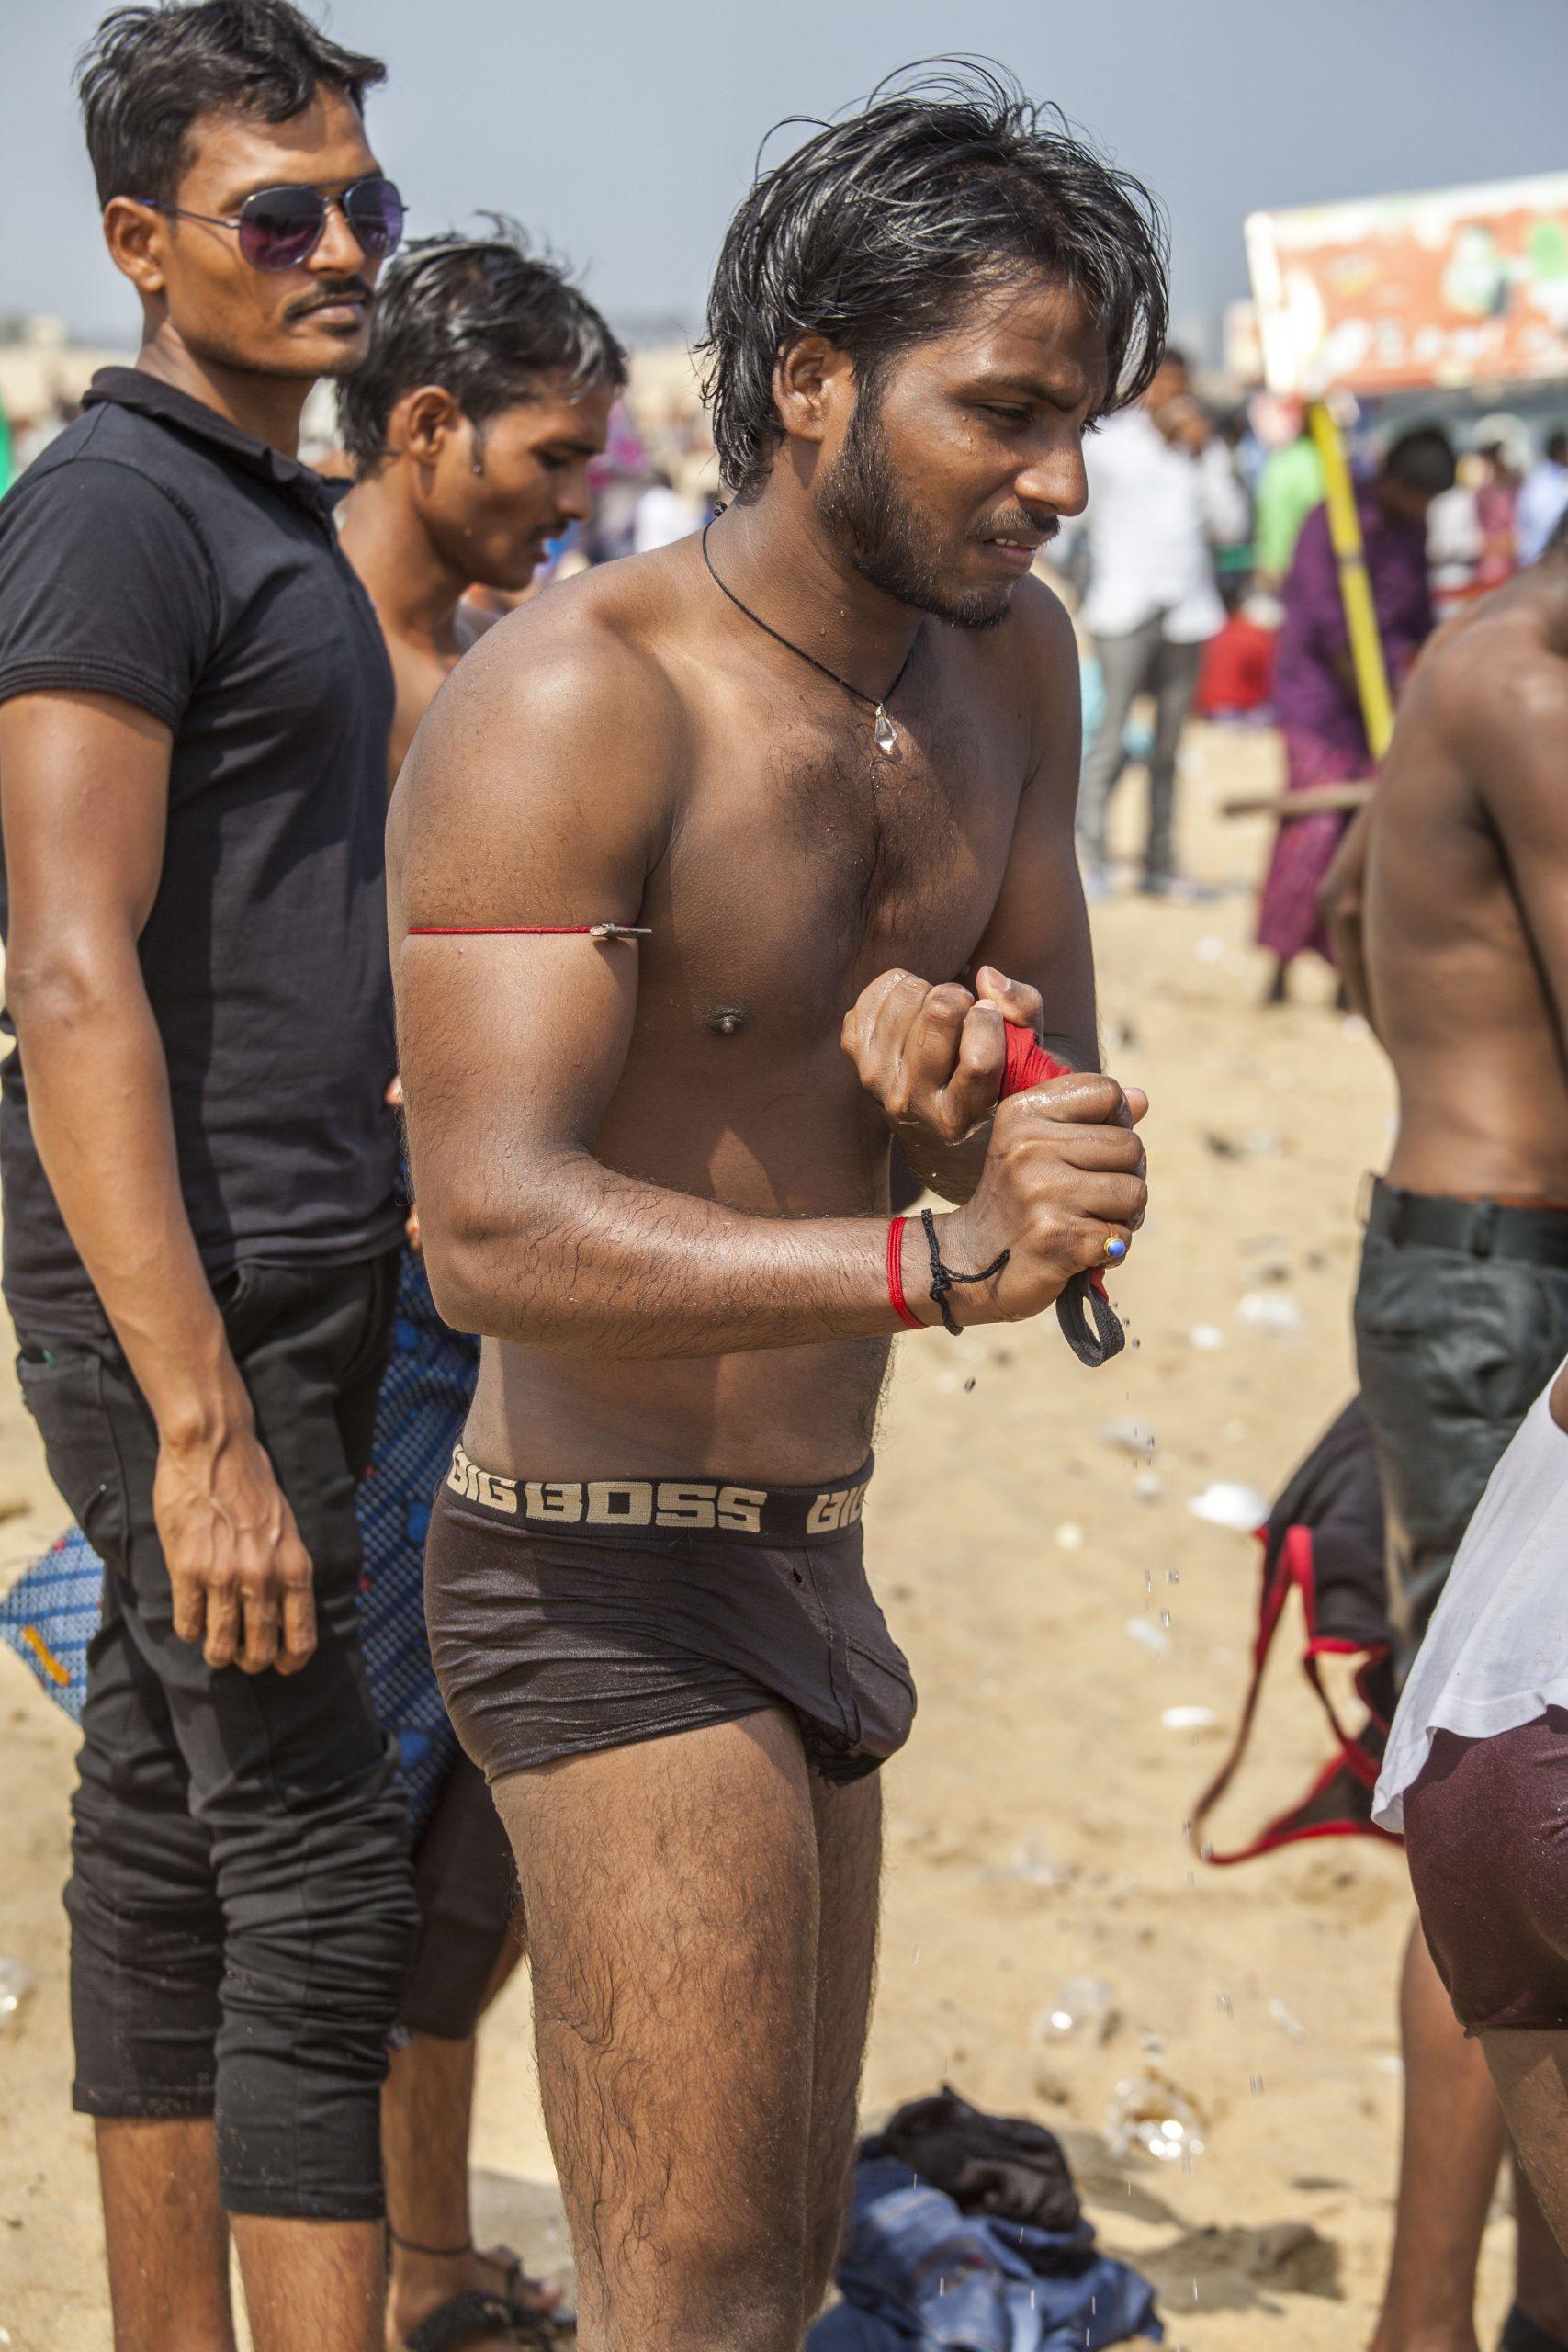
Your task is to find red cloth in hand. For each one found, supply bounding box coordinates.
[1000,1025,1067,1096]
[998,1025,1110,1299]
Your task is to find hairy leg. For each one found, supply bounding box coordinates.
[1371,1918,1504,2352]
[96,2117,235,2352]
[230,2214,383,2352]
[1513,2156,1568,2342]
[1485,2035,1568,2271]
[383,1944,562,2351]
[493,1710,821,2352]
[801,1771,883,2329]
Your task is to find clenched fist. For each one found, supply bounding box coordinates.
[902,1069,1149,1329]
[841,964,1046,1145]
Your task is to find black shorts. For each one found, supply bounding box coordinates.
[1354,1182,1568,1673]
[402,1748,520,2041]
[424,1447,916,1787]
[17,1254,416,2221]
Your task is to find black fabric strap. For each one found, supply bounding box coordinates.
[918,1210,1125,1364]
[1055,1272,1127,1369]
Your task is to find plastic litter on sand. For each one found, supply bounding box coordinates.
[1237,1290,1305,1334]
[1188,1481,1269,1532]
[1100,1419,1156,1456]
[1106,2072,1206,2165]
[0,1959,34,2025]
[1032,1974,1121,2047]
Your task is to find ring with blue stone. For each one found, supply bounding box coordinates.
[1103,1234,1128,1263]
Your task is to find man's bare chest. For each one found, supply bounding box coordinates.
[637,718,1022,1055]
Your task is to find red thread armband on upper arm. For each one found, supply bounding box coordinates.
[405,923,651,940]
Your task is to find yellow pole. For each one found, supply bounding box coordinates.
[1308,400,1394,760]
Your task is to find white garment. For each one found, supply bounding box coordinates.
[1079,408,1248,645]
[633,484,703,555]
[1372,1361,1568,1833]
[1517,458,1568,567]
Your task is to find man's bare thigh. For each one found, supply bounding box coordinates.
[491,1712,826,2334]
[804,1770,882,2309]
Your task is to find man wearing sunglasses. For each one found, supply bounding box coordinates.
[0,6,416,2348]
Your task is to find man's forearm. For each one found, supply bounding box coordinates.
[1319,808,1377,1031]
[1328,909,1376,1030]
[14,953,250,1439]
[425,1148,940,1357]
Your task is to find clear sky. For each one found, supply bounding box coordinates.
[7,0,1565,352]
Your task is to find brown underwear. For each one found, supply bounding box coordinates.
[1404,1708,1568,2031]
[423,1446,916,1787]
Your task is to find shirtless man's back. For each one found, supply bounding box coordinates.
[1325,522,1568,2352]
[391,71,1166,2352]
[1358,529,1568,1650]
[1368,548,1568,1206]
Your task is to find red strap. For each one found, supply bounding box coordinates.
[886,1216,923,1330]
[409,925,604,935]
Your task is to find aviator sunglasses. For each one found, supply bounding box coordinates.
[134,176,405,273]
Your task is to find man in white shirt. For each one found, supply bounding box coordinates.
[1075,348,1247,893]
[1517,429,1568,568]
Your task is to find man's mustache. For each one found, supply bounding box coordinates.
[981,512,1060,545]
[285,279,374,321]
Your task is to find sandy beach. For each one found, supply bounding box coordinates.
[0,718,1513,2349]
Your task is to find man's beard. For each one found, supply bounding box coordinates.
[816,391,1017,630]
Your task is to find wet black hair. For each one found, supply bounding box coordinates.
[700,60,1169,502]
[76,0,385,208]
[1383,424,1458,499]
[1547,428,1568,467]
[337,227,627,467]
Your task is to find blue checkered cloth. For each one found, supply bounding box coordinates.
[0,1248,478,1837]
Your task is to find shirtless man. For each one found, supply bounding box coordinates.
[336,231,623,2352]
[1324,514,1568,2352]
[389,71,1163,2352]
[336,229,620,780]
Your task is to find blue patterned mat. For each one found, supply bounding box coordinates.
[0,1249,477,1837]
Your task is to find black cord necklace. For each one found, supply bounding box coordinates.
[701,523,916,757]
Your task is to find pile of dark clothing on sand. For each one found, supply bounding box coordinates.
[808,2087,1164,2350]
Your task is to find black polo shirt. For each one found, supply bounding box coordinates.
[0,368,403,1336]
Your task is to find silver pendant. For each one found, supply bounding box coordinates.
[874,704,898,757]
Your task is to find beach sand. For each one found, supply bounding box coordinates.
[0,718,1514,2346]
